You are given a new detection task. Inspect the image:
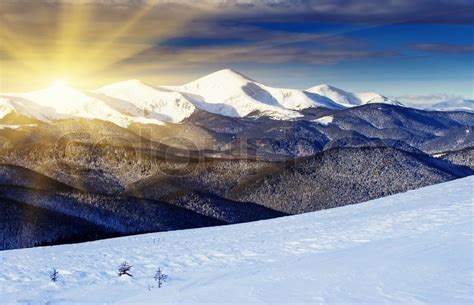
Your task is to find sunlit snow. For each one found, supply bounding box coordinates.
[2,176,472,304]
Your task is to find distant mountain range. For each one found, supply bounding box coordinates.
[4,69,470,129]
[426,99,474,112]
[0,69,473,250]
[395,94,474,112]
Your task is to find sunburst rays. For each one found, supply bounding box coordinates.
[0,0,198,91]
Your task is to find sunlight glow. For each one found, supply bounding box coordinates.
[0,0,217,92]
[0,1,170,91]
[51,79,70,88]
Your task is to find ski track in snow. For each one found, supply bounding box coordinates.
[1,176,473,304]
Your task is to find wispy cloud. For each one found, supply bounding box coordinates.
[393,93,470,105]
[412,43,474,54]
[121,44,395,66]
[1,0,473,92]
[3,0,473,24]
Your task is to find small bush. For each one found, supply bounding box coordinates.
[118,261,133,277]
[50,268,59,282]
[154,268,168,288]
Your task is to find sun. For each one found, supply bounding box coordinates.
[51,79,70,88]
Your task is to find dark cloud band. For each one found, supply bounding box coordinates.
[413,43,474,54]
[3,0,474,24]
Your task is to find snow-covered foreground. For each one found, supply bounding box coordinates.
[1,177,473,305]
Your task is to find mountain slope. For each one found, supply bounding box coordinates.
[307,84,402,107]
[232,146,467,213]
[2,176,472,304]
[95,80,196,123]
[8,84,134,127]
[436,147,474,168]
[429,99,474,112]
[398,96,474,112]
[179,103,473,159]
[0,198,118,250]
[0,164,73,192]
[0,150,285,233]
[2,70,468,131]
[165,69,342,119]
[4,83,168,127]
[0,96,49,122]
[0,178,224,250]
[127,146,470,216]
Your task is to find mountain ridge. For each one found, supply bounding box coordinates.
[307,84,402,107]
[3,69,466,129]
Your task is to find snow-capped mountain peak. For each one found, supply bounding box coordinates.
[307,84,361,107]
[0,98,17,119]
[194,68,255,84]
[95,79,196,123]
[7,70,465,130]
[5,83,169,127]
[307,84,402,107]
[356,92,403,106]
[168,69,256,97]
[165,69,300,119]
[165,69,345,119]
[429,99,474,112]
[17,82,102,113]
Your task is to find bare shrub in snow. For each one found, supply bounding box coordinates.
[154,268,168,288]
[49,268,59,282]
[118,261,133,277]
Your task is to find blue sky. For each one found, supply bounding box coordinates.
[158,21,473,97]
[1,0,473,99]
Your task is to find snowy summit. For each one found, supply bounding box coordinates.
[307,84,402,108]
[95,79,196,123]
[4,69,472,129]
[165,69,343,118]
[0,70,433,128]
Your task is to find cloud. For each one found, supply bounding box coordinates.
[1,0,472,91]
[413,43,474,54]
[2,0,391,76]
[3,0,474,24]
[225,0,474,24]
[115,16,383,67]
[121,43,395,67]
[393,93,469,105]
